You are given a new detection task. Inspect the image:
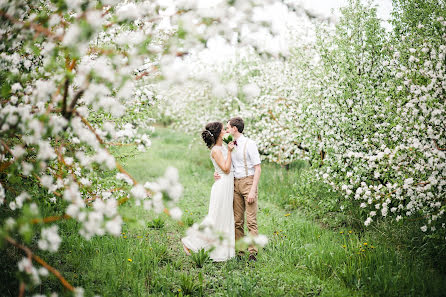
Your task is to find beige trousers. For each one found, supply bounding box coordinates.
[233,175,258,254]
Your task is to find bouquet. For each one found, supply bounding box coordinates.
[223,133,233,144]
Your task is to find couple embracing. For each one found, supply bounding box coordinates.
[182,117,262,262]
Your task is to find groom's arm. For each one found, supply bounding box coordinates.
[247,164,261,204]
[247,140,261,204]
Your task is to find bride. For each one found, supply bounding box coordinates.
[182,121,235,262]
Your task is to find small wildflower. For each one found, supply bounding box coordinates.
[339,231,344,234]
[363,242,367,246]
[348,230,352,234]
[284,213,291,217]
[342,245,346,248]
[123,236,127,239]
[127,258,132,262]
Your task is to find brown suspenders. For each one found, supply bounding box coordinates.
[243,140,248,176]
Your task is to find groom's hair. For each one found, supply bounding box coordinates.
[228,117,244,133]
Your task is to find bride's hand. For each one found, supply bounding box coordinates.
[227,142,235,151]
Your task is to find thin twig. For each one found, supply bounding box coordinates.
[73,110,150,192]
[5,236,75,292]
[30,214,71,224]
[68,59,77,71]
[135,66,158,80]
[74,110,104,145]
[434,140,445,151]
[0,139,16,172]
[62,78,69,118]
[18,281,25,297]
[68,90,85,115]
[0,160,13,173]
[87,46,129,57]
[0,10,62,41]
[62,89,85,121]
[0,139,14,155]
[54,142,79,184]
[33,174,62,197]
[105,142,137,146]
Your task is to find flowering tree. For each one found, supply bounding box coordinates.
[314,0,446,234]
[0,0,278,295]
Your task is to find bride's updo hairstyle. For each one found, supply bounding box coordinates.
[202,122,223,149]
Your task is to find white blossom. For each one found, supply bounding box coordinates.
[253,234,268,247]
[38,225,62,252]
[169,207,183,220]
[62,24,81,46]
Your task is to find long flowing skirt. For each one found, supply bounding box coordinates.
[182,172,235,262]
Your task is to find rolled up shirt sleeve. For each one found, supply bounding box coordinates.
[248,140,261,166]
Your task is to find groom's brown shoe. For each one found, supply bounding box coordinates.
[248,253,257,262]
[183,243,191,256]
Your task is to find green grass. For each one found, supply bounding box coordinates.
[2,127,445,296]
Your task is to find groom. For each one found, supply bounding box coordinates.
[215,117,262,261]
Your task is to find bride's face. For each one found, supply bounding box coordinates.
[218,127,225,139]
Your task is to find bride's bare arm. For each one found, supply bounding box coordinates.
[211,143,234,174]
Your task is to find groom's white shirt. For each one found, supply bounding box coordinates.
[231,135,261,178]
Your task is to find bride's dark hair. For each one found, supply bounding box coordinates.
[202,122,223,149]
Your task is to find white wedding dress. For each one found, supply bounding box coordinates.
[182,145,235,262]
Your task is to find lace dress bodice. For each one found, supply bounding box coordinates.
[211,145,229,175]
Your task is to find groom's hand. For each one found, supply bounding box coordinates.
[214,172,221,181]
[247,190,256,204]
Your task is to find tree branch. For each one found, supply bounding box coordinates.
[0,139,16,172]
[68,90,84,114]
[18,281,25,297]
[33,174,62,197]
[434,140,445,151]
[62,89,85,121]
[73,110,147,190]
[5,236,75,292]
[61,78,69,118]
[0,10,62,41]
[31,214,71,224]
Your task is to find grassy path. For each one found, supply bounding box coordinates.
[112,127,361,296]
[37,128,444,297]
